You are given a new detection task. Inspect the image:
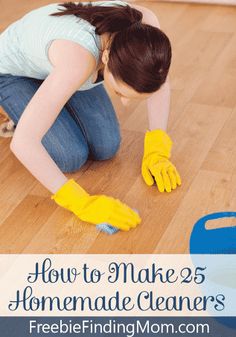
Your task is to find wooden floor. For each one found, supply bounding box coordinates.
[0,1,236,253]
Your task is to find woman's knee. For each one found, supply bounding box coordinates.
[51,146,89,173]
[42,134,89,173]
[91,130,121,160]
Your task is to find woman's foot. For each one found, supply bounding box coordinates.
[0,119,15,138]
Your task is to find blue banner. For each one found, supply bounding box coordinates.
[0,316,235,337]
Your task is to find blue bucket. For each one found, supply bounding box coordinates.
[190,212,236,254]
[190,212,236,330]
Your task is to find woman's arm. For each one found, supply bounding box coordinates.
[147,78,170,131]
[9,40,141,230]
[130,4,170,131]
[132,6,181,191]
[10,41,96,193]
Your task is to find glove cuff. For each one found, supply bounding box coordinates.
[51,179,89,209]
[144,129,173,158]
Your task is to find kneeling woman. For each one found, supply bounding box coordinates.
[0,1,181,231]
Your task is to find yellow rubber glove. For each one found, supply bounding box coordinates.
[142,129,181,193]
[51,179,141,231]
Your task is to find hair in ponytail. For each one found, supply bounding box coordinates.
[50,2,172,93]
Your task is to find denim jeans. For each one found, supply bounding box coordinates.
[0,74,121,172]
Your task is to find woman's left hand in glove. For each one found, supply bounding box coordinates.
[141,129,181,193]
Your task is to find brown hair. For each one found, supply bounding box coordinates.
[50,2,172,93]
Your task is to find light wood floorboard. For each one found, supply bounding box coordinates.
[0,1,236,253]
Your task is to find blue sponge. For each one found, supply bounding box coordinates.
[96,209,139,235]
[96,223,120,235]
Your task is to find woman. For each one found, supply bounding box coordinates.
[0,1,181,231]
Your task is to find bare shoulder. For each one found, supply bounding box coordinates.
[48,39,97,72]
[129,3,161,28]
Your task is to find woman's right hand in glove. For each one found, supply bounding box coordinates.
[51,179,141,231]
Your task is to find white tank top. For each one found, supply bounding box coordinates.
[0,1,128,90]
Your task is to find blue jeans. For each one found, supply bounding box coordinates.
[0,74,121,172]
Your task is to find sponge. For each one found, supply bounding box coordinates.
[96,209,139,235]
[96,223,119,235]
